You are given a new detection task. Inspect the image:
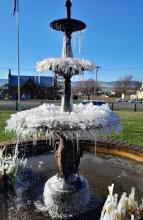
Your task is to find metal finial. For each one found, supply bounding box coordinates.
[65,0,72,19]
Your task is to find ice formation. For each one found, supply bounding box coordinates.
[43,175,91,219]
[5,103,121,142]
[36,57,95,76]
[0,143,27,178]
[100,184,143,220]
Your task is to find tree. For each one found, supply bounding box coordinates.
[114,75,138,97]
[72,79,101,99]
[133,81,142,92]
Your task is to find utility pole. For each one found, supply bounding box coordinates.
[95,66,101,96]
[13,0,21,111]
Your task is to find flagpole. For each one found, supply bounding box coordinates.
[16,0,20,111]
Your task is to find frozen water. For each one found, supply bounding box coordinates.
[36,57,95,76]
[43,175,91,219]
[0,143,27,177]
[6,103,121,142]
[100,184,143,220]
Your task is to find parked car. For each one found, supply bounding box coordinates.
[128,99,142,103]
[115,98,128,102]
[0,95,4,100]
[81,100,107,106]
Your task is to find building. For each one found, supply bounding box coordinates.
[8,69,56,100]
[136,83,143,100]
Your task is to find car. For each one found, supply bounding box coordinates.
[115,98,122,102]
[81,100,107,106]
[0,95,4,100]
[115,98,128,102]
[128,99,142,104]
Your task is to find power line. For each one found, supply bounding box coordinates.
[100,67,143,71]
[0,67,35,71]
[0,66,143,72]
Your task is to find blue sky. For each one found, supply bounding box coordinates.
[0,0,143,82]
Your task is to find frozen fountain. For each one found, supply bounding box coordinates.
[5,0,122,219]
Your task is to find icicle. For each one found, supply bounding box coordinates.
[62,35,66,58]
[94,139,97,156]
[108,184,114,198]
[33,133,38,146]
[15,138,19,158]
[128,187,137,211]
[38,75,41,84]
[78,31,82,58]
[72,32,76,55]
[49,132,52,146]
[60,96,65,112]
[51,133,55,147]
[76,137,79,155]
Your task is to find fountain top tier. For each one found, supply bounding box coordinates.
[36,0,95,111]
[36,0,95,75]
[50,0,86,33]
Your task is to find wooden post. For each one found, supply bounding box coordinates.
[134,103,137,112]
[111,102,114,111]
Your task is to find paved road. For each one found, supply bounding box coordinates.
[0,100,143,112]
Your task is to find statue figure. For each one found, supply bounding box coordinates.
[54,137,81,179]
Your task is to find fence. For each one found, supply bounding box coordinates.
[0,100,60,111]
[0,100,143,112]
[108,102,143,112]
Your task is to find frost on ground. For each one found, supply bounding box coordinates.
[5,103,121,142]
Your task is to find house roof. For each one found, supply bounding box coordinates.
[9,75,54,87]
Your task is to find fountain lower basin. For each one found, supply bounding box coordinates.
[0,152,143,220]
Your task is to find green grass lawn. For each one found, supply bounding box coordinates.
[0,111,15,143]
[0,111,143,146]
[109,111,143,146]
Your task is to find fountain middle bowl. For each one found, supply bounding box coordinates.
[5,103,121,141]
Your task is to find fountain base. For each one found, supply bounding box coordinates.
[43,175,91,219]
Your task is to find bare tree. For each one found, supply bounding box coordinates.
[133,81,142,92]
[72,79,101,99]
[114,75,134,96]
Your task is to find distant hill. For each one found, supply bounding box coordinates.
[0,79,8,86]
[100,81,116,88]
[72,80,141,88]
[72,81,116,88]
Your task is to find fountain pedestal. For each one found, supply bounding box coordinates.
[54,137,81,178]
[44,175,91,219]
[43,137,91,218]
